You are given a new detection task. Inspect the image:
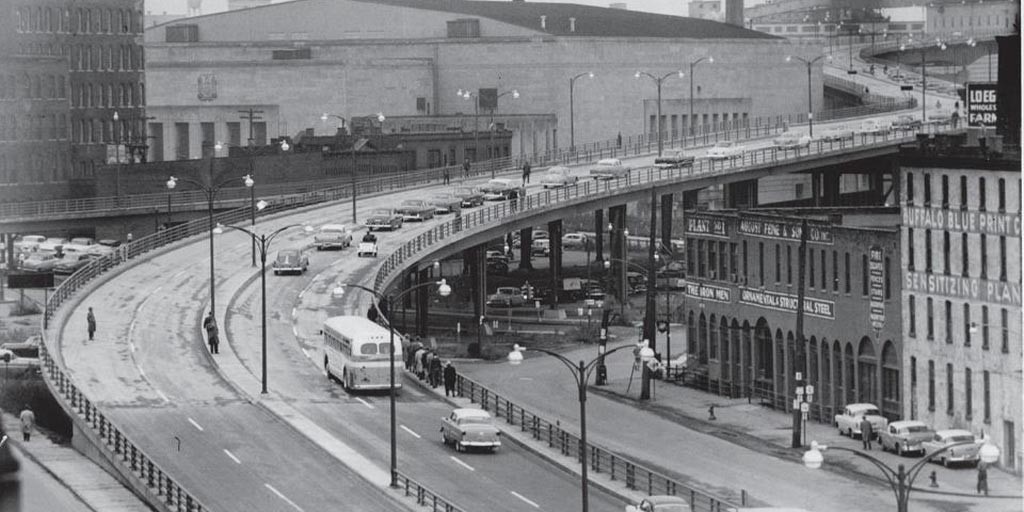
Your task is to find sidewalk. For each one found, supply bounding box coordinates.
[1,413,150,512]
[457,337,1023,512]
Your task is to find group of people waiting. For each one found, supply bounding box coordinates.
[407,340,458,396]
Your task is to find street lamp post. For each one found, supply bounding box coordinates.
[321,113,358,224]
[457,89,481,166]
[635,70,684,156]
[375,112,386,185]
[214,223,312,394]
[605,223,630,318]
[507,342,642,512]
[569,71,594,151]
[921,40,948,123]
[687,57,713,138]
[786,54,832,137]
[112,111,125,205]
[804,439,1000,512]
[215,139,290,266]
[336,277,452,488]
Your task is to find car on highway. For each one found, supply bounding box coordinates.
[480,179,522,201]
[532,229,549,240]
[654,149,695,169]
[922,429,982,467]
[561,233,587,249]
[589,158,630,180]
[486,286,526,307]
[0,348,41,374]
[856,119,891,135]
[927,110,955,124]
[440,408,501,453]
[13,235,46,253]
[815,126,854,142]
[772,131,812,150]
[834,403,887,439]
[427,193,461,214]
[454,186,484,208]
[20,252,59,272]
[396,199,436,221]
[879,420,935,456]
[486,259,509,275]
[485,249,509,262]
[272,249,309,275]
[1,335,41,359]
[705,140,744,160]
[892,115,923,130]
[625,495,691,512]
[54,253,97,274]
[531,238,550,256]
[540,166,579,188]
[38,237,68,254]
[314,224,353,251]
[364,208,403,231]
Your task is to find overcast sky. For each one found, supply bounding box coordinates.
[145,0,769,18]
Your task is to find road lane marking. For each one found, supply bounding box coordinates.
[188,418,204,432]
[292,307,297,318]
[301,348,312,361]
[509,491,540,508]
[223,449,241,464]
[264,483,305,512]
[355,397,375,409]
[292,326,299,337]
[137,368,146,378]
[449,456,475,472]
[400,425,421,439]
[154,389,169,402]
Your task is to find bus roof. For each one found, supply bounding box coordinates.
[323,316,390,340]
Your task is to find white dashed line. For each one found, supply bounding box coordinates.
[264,483,305,512]
[292,326,299,337]
[137,368,147,378]
[223,449,241,464]
[355,397,375,409]
[292,307,297,318]
[187,418,204,432]
[301,348,312,361]
[509,491,540,508]
[400,425,421,439]
[449,456,475,472]
[154,389,169,402]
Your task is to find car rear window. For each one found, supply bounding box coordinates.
[906,425,930,433]
[459,416,490,425]
[949,435,975,442]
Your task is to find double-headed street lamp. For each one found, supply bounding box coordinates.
[214,222,312,394]
[569,71,594,151]
[321,113,359,224]
[458,88,519,176]
[804,439,1000,512]
[507,341,643,512]
[215,139,290,266]
[688,56,713,138]
[786,54,832,137]
[634,70,684,157]
[335,277,452,488]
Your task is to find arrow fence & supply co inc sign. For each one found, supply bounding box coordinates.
[737,217,833,245]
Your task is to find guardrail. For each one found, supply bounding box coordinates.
[453,374,739,511]
[393,471,468,512]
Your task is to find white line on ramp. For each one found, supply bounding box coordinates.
[223,449,241,464]
[188,418,204,432]
[509,491,540,508]
[400,425,421,439]
[264,483,305,512]
[355,397,375,409]
[449,456,475,472]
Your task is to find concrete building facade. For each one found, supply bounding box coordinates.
[142,0,822,163]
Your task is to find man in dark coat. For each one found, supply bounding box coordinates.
[204,312,220,354]
[443,361,457,397]
[429,355,443,388]
[86,307,97,341]
[860,416,873,450]
[521,160,531,185]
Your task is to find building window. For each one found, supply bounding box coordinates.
[909,295,917,337]
[758,242,764,287]
[775,244,781,284]
[1001,308,1009,353]
[861,254,868,296]
[924,230,932,273]
[978,177,986,211]
[698,239,706,277]
[923,174,931,206]
[928,360,935,411]
[946,363,954,415]
[944,300,952,344]
[687,238,695,276]
[709,241,717,279]
[719,242,727,280]
[960,175,968,210]
[998,178,1006,212]
[729,243,737,280]
[906,172,914,204]
[999,236,1007,282]
[832,251,838,292]
[925,298,934,340]
[962,233,969,277]
[983,371,991,423]
[820,250,826,292]
[982,306,989,350]
[980,234,987,278]
[786,245,792,285]
[941,175,949,208]
[742,240,748,279]
[884,257,891,299]
[808,248,815,288]
[965,367,973,419]
[964,303,971,346]
[844,252,851,293]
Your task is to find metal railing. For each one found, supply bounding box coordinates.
[453,375,740,511]
[393,471,468,512]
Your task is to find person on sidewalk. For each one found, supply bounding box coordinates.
[86,307,96,341]
[443,166,451,185]
[463,158,471,179]
[521,160,531,185]
[443,361,457,397]
[204,312,220,354]
[19,405,35,442]
[860,416,873,450]
[977,464,989,496]
[429,355,443,388]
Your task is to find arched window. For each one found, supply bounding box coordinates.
[709,314,718,361]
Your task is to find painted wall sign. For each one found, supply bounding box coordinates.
[869,246,885,331]
[684,282,732,303]
[685,216,729,238]
[966,82,998,128]
[904,271,1022,307]
[738,287,835,319]
[737,218,833,245]
[902,206,1021,238]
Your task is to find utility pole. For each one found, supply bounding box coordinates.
[239,108,264,266]
[238,108,265,146]
[792,218,809,449]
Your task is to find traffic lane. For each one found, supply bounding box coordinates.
[14,449,95,512]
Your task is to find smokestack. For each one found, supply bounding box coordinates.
[725,0,743,27]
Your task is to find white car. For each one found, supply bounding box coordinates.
[357,241,378,257]
[314,224,353,250]
[922,429,982,467]
[772,132,812,150]
[705,140,744,160]
[589,158,630,179]
[540,166,579,188]
[834,403,887,439]
[13,235,46,253]
[856,119,891,135]
[815,126,854,142]
[480,178,521,201]
[561,233,587,249]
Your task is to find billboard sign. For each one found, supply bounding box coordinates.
[966,82,998,128]
[868,246,885,332]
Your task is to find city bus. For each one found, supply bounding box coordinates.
[322,316,403,391]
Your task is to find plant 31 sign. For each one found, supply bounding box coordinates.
[966,82,998,128]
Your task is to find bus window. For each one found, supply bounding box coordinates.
[360,344,378,356]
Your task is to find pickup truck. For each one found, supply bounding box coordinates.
[314,224,353,251]
[486,287,526,307]
[654,150,695,169]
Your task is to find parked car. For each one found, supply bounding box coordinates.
[705,140,744,160]
[427,193,461,214]
[396,199,436,221]
[625,495,692,512]
[815,125,854,142]
[314,224,353,250]
[589,158,630,179]
[856,119,891,135]
[654,149,695,169]
[486,286,526,307]
[486,259,509,275]
[531,238,550,257]
[54,253,97,274]
[13,235,46,253]
[532,229,549,240]
[272,249,309,275]
[20,252,59,272]
[38,237,68,254]
[454,186,484,208]
[892,115,923,130]
[879,420,935,456]
[0,348,40,374]
[69,237,96,247]
[440,408,501,453]
[1,335,41,359]
[364,208,403,231]
[834,403,887,439]
[773,132,812,150]
[923,429,982,467]
[480,179,522,201]
[561,233,587,249]
[485,250,509,263]
[540,166,579,188]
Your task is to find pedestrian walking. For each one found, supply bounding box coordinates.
[204,312,220,354]
[429,355,443,388]
[86,307,96,341]
[19,405,35,442]
[443,166,451,185]
[860,415,873,450]
[977,464,989,495]
[419,349,430,380]
[443,361,457,397]
[463,158,471,179]
[521,160,531,185]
